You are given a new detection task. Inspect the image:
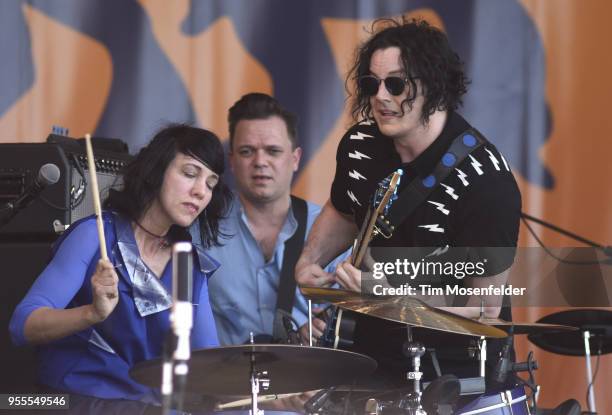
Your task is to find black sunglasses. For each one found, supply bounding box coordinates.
[358,75,413,96]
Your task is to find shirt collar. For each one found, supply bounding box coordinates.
[404,111,470,177]
[234,195,298,264]
[113,213,173,317]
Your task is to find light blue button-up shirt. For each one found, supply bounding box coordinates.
[207,196,343,345]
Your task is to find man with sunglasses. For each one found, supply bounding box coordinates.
[295,19,521,385]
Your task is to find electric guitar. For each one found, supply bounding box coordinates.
[319,169,402,349]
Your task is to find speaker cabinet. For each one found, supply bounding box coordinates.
[0,137,131,238]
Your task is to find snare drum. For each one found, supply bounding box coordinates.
[455,386,530,414]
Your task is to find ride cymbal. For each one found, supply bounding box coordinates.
[300,286,507,338]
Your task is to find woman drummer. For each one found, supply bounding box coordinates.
[9,124,231,410]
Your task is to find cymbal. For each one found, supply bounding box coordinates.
[528,309,612,356]
[130,344,377,396]
[300,286,369,303]
[474,317,576,335]
[300,287,507,338]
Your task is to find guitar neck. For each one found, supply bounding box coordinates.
[350,170,401,269]
[351,206,378,268]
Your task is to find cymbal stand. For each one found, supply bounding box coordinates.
[583,330,597,413]
[477,336,487,378]
[400,325,427,415]
[478,301,487,378]
[308,299,313,346]
[249,333,270,415]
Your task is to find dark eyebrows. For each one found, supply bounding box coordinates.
[184,162,219,181]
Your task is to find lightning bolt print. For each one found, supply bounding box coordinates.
[347,190,361,206]
[348,150,371,160]
[455,168,469,186]
[348,169,366,181]
[428,201,450,215]
[426,245,450,257]
[500,154,510,171]
[419,224,445,233]
[350,131,373,140]
[485,148,501,171]
[359,119,375,126]
[440,183,459,200]
[469,155,484,175]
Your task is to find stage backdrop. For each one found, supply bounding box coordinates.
[1,0,610,411]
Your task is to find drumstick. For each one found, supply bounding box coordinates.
[84,134,108,260]
[216,393,302,410]
[85,134,116,299]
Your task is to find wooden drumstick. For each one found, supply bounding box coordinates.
[84,134,107,260]
[215,393,302,410]
[85,134,116,299]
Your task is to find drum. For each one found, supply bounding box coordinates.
[455,386,530,414]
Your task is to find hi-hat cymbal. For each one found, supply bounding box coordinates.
[300,287,507,338]
[528,309,612,356]
[130,344,377,396]
[474,317,577,335]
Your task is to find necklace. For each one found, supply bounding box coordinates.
[134,221,170,249]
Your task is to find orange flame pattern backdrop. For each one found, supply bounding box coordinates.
[0,0,610,411]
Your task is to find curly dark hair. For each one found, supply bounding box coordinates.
[347,18,468,125]
[104,124,232,247]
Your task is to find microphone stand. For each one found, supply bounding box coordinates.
[161,242,194,415]
[161,332,176,415]
[521,212,611,414]
[521,212,612,258]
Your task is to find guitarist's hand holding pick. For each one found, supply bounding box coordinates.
[295,260,336,287]
[335,259,362,292]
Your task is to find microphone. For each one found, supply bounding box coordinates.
[491,327,514,385]
[169,242,193,412]
[1,163,61,226]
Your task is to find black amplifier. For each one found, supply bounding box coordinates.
[0,135,132,238]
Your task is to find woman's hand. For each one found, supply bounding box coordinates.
[90,259,119,322]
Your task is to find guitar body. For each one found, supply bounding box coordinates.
[319,308,358,349]
[320,308,414,388]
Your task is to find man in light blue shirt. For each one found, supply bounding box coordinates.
[208,93,339,346]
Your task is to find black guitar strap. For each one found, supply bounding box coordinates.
[272,195,308,340]
[376,128,486,235]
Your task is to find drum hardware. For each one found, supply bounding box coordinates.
[518,214,612,413]
[365,397,384,415]
[308,299,313,346]
[477,302,487,379]
[361,375,462,415]
[215,393,300,410]
[304,386,337,414]
[130,343,377,397]
[246,333,271,415]
[583,331,596,414]
[400,326,427,414]
[528,309,612,415]
[476,337,487,379]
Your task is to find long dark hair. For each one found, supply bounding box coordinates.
[104,124,232,247]
[347,18,469,124]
